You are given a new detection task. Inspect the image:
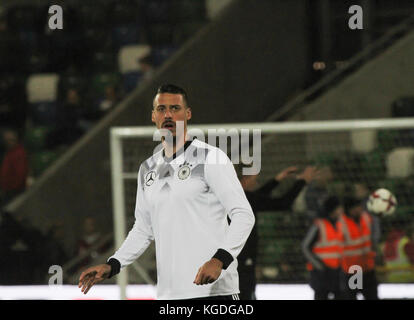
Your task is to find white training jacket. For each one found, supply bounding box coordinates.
[109,139,255,300]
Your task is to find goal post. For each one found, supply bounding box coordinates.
[110,118,414,299]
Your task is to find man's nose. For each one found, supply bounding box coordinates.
[164,108,173,118]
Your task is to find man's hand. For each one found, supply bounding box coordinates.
[275,166,298,182]
[193,258,223,285]
[78,264,111,294]
[296,166,320,183]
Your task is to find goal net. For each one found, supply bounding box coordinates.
[110,118,414,299]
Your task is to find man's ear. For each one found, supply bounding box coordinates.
[151,110,155,123]
[186,107,192,121]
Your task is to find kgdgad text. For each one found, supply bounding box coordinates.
[159,304,254,317]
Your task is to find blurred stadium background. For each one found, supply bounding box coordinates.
[1,0,414,299]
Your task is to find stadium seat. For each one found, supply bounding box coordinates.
[144,0,172,23]
[108,0,141,26]
[18,30,39,54]
[28,102,58,126]
[118,44,151,74]
[377,130,400,153]
[173,22,205,45]
[91,73,122,97]
[24,126,51,152]
[58,74,88,100]
[152,45,177,67]
[171,0,206,22]
[91,51,117,73]
[84,28,113,52]
[386,147,414,178]
[111,24,143,49]
[146,24,174,45]
[362,150,386,182]
[30,151,58,177]
[27,74,59,104]
[351,130,377,153]
[78,3,108,29]
[6,5,40,31]
[123,71,143,94]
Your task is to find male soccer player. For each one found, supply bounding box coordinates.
[78,84,255,300]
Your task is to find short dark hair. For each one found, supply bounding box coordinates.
[155,84,189,107]
[343,196,363,213]
[138,54,154,66]
[321,196,341,218]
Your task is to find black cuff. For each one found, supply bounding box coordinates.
[212,249,234,270]
[106,258,121,278]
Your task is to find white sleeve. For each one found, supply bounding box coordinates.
[109,165,154,268]
[204,148,255,260]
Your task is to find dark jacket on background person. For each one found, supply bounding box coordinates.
[236,178,306,299]
[240,178,306,266]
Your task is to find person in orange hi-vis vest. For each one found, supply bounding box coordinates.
[302,196,343,300]
[339,197,378,300]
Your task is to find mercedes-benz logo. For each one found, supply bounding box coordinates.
[145,171,156,186]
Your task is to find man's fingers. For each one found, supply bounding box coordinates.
[198,272,206,285]
[83,276,96,294]
[79,273,90,288]
[207,277,215,284]
[79,270,89,283]
[203,275,213,285]
[79,269,96,286]
[194,268,202,284]
[80,274,91,292]
[84,278,98,295]
[81,274,95,294]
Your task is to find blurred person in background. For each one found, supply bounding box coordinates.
[236,164,320,299]
[138,54,155,83]
[302,196,343,300]
[99,84,120,114]
[353,181,381,259]
[304,166,334,222]
[45,219,69,266]
[379,224,414,282]
[339,197,378,300]
[48,88,86,148]
[0,128,28,206]
[77,216,104,270]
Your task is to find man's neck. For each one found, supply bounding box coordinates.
[162,134,186,158]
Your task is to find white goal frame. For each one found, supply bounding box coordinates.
[110,118,414,300]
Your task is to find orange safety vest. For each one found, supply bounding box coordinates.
[339,212,375,272]
[307,218,342,271]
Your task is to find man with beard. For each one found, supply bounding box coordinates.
[79,84,255,300]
